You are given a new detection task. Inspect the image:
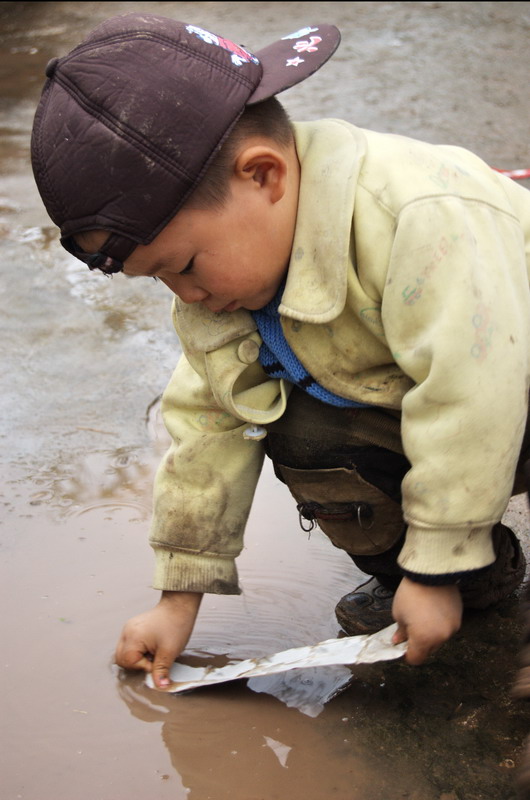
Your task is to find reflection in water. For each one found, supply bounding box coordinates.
[24,398,169,514]
[115,672,379,800]
[27,447,159,515]
[247,665,354,716]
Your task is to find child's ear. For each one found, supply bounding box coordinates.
[233,146,287,203]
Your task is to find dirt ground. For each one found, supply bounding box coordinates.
[1,2,530,799]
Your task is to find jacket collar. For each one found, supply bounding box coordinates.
[279,119,365,323]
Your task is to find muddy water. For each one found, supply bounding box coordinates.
[2,2,530,799]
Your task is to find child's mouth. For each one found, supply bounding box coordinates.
[204,300,240,313]
[220,301,240,313]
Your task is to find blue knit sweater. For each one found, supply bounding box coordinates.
[251,286,370,409]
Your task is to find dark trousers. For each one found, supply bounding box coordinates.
[265,387,529,590]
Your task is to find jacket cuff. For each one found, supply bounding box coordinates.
[398,523,496,575]
[152,548,241,595]
[401,566,488,586]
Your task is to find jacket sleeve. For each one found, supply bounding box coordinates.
[149,347,265,595]
[380,195,530,576]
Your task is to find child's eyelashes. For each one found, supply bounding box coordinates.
[124,273,159,282]
[180,258,194,275]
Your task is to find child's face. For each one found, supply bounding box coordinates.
[78,168,295,313]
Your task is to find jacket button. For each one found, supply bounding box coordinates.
[237,339,260,364]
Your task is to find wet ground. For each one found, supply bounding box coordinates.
[1,2,530,799]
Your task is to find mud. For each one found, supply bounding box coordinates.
[1,2,530,799]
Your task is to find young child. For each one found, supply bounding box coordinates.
[31,13,530,689]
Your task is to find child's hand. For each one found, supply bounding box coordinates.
[391,577,462,665]
[115,591,202,688]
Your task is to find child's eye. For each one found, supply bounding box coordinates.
[180,259,194,275]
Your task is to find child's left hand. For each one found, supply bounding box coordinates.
[391,577,463,665]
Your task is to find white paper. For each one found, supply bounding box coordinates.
[146,623,405,694]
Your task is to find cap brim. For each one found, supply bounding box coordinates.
[248,24,341,104]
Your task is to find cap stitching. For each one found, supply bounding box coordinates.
[61,106,246,242]
[60,31,258,89]
[57,96,246,244]
[34,23,266,244]
[54,73,197,184]
[54,41,257,184]
[32,84,69,224]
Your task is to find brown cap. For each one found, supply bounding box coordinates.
[31,15,340,273]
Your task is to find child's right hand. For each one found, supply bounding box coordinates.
[115,591,202,688]
[391,577,462,665]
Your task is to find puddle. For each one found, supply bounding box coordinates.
[1,2,530,799]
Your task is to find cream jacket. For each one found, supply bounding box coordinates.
[150,119,530,594]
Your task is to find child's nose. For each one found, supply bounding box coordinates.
[162,277,209,304]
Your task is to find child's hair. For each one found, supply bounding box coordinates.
[190,97,294,210]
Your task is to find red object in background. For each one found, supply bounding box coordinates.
[493,167,530,180]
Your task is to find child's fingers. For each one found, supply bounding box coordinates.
[392,624,408,645]
[115,640,154,672]
[392,623,431,664]
[125,654,155,673]
[403,637,431,666]
[151,647,178,688]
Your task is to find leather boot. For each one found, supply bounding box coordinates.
[459,523,526,610]
[335,576,395,636]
